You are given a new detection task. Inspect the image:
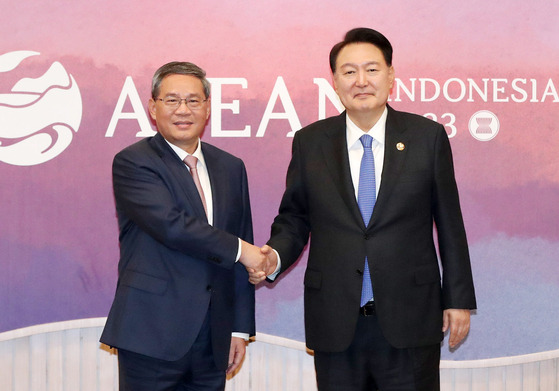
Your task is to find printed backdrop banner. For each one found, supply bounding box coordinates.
[1,0,558,361]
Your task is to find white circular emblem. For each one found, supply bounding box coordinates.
[468,110,499,141]
[0,51,82,166]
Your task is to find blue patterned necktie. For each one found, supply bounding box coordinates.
[358,134,375,306]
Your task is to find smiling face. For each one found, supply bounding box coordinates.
[333,42,394,129]
[148,74,210,154]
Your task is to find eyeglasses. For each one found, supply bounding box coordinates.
[156,96,207,110]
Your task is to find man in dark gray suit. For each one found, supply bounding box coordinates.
[250,28,476,391]
[101,62,267,391]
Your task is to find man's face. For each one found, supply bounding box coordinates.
[148,74,210,153]
[333,42,394,120]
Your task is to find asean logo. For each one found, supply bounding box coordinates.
[0,51,82,166]
[468,110,499,141]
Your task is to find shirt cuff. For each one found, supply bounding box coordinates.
[232,332,250,341]
[235,238,242,262]
[266,249,282,281]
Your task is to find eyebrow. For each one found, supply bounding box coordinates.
[163,93,203,98]
[339,60,381,68]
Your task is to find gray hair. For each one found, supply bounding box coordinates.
[151,61,211,99]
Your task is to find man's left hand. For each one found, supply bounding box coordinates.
[227,337,247,374]
[443,309,471,348]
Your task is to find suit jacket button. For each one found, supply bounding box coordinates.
[207,285,212,292]
[364,234,370,240]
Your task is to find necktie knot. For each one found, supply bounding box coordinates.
[184,155,198,170]
[360,134,373,149]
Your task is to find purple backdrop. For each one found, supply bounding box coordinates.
[1,0,558,361]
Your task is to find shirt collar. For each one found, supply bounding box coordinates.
[164,138,206,168]
[346,107,388,150]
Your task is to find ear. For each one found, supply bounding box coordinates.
[204,97,211,120]
[148,98,157,120]
[332,72,340,95]
[388,66,395,88]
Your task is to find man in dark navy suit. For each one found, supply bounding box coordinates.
[251,28,476,390]
[101,62,267,391]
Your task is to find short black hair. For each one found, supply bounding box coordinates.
[151,61,211,99]
[329,28,393,73]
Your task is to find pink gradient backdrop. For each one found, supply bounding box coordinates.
[1,0,558,360]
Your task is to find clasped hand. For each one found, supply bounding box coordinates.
[239,241,277,285]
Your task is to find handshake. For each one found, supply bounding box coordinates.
[239,241,278,285]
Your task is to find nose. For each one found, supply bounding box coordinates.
[356,70,368,87]
[175,100,192,114]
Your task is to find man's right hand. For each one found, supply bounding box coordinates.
[248,245,278,285]
[239,241,277,284]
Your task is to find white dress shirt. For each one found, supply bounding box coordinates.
[346,107,387,200]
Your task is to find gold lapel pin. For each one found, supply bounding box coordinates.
[396,142,405,151]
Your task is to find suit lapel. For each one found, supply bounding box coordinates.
[150,133,208,222]
[201,143,225,229]
[373,106,410,224]
[321,113,365,229]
